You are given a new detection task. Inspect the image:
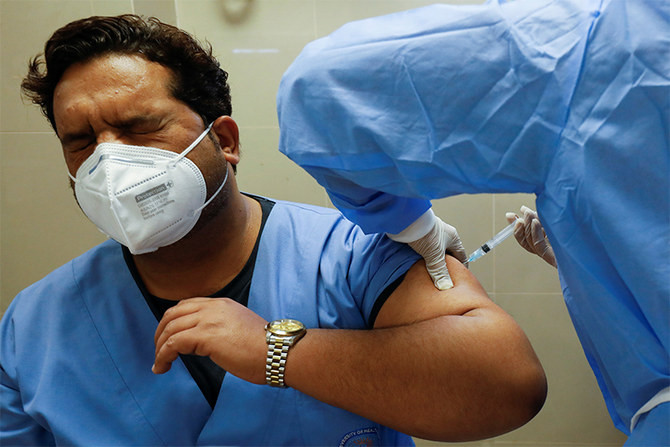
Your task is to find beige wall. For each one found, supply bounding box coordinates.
[0,0,626,446]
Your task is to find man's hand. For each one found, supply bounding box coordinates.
[388,209,466,290]
[152,297,268,384]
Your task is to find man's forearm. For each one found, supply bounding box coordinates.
[285,308,547,442]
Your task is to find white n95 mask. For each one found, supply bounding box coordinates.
[69,122,228,254]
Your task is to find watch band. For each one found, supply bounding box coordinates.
[265,334,292,387]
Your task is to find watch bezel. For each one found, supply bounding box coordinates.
[265,318,306,337]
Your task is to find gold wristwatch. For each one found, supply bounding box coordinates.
[265,319,306,387]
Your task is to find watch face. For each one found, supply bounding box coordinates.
[269,319,305,336]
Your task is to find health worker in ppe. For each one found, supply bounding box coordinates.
[276,0,670,445]
[0,14,548,446]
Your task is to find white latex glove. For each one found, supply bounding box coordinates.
[387,209,467,290]
[506,206,557,268]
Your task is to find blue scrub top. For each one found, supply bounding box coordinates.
[0,199,418,446]
[277,0,670,441]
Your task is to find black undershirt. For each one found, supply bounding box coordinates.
[122,195,405,408]
[123,196,275,408]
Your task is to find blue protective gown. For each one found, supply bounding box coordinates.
[277,0,670,443]
[0,199,418,446]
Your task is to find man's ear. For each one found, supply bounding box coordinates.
[212,116,240,166]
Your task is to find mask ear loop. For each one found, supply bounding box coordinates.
[168,122,215,169]
[169,122,229,216]
[190,161,229,217]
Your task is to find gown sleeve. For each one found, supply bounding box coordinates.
[277,0,599,233]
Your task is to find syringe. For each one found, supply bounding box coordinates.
[467,218,521,263]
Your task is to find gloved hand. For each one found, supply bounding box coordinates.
[506,206,557,268]
[387,209,467,290]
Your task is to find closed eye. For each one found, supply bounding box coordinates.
[62,134,96,153]
[118,116,166,136]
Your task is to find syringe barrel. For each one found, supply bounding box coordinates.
[467,247,485,263]
[487,221,518,249]
[467,219,520,263]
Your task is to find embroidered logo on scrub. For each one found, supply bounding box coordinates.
[339,427,380,447]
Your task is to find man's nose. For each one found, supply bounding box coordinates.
[96,130,127,146]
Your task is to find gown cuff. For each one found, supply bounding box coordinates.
[386,208,435,243]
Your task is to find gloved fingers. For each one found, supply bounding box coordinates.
[407,236,454,290]
[520,205,536,217]
[529,216,547,245]
[433,218,467,264]
[505,212,518,224]
[507,211,533,254]
[522,207,537,250]
[510,206,558,268]
[530,219,557,267]
[405,214,460,290]
[425,255,454,290]
[522,206,545,254]
[444,227,467,264]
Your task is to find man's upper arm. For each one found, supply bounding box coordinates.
[374,255,498,329]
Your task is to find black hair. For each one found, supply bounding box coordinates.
[21,14,232,132]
